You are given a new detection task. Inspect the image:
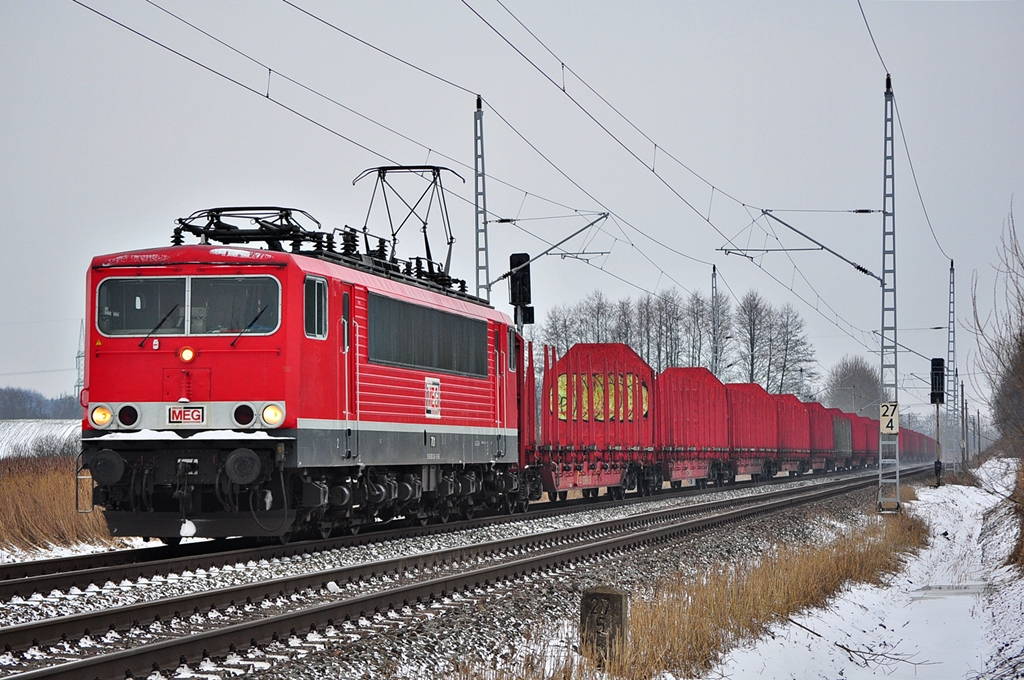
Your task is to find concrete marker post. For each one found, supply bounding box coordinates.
[580,586,628,667]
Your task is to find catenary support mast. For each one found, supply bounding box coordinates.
[474,96,490,302]
[878,74,901,512]
[945,259,958,460]
[711,265,721,377]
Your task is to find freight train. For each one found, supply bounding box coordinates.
[79,186,935,542]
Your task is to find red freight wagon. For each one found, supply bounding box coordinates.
[827,408,853,470]
[805,401,834,471]
[772,394,811,475]
[656,367,730,487]
[899,429,912,459]
[848,414,868,467]
[535,344,654,497]
[724,383,780,481]
[863,417,880,463]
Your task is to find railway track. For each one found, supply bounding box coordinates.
[0,466,865,603]
[0,466,928,679]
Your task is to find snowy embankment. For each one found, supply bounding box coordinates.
[715,457,1023,680]
[0,420,79,458]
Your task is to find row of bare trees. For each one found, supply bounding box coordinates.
[535,287,817,395]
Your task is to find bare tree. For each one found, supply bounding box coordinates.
[583,290,613,343]
[709,288,733,379]
[635,293,655,368]
[735,290,772,384]
[612,297,634,346]
[683,290,709,368]
[771,303,817,396]
[972,206,1024,450]
[823,355,888,416]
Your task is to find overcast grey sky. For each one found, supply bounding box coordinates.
[1,1,1020,419]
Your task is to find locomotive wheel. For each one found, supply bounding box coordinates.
[437,502,452,524]
[276,532,293,545]
[463,505,476,520]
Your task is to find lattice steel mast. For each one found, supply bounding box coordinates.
[878,74,901,512]
[474,96,490,302]
[945,259,958,457]
[74,319,85,397]
[711,265,721,377]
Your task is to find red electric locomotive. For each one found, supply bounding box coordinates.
[80,181,536,541]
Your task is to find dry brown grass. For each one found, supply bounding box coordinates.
[455,503,929,680]
[609,510,928,679]
[1008,460,1024,570]
[0,455,111,551]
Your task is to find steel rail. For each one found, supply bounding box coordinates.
[0,467,868,601]
[2,467,928,679]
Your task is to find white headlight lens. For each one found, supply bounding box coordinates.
[90,405,113,428]
[261,403,284,427]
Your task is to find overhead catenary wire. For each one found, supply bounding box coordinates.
[144,0,582,219]
[281,0,906,348]
[856,0,949,261]
[460,0,916,356]
[71,0,701,307]
[78,0,929,366]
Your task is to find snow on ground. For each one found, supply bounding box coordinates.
[714,457,1022,680]
[0,419,78,458]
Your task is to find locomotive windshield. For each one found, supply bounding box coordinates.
[97,276,279,336]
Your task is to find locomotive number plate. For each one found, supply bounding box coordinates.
[168,405,206,425]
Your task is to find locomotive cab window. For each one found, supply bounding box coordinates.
[190,276,279,335]
[97,278,185,336]
[96,275,279,337]
[304,276,328,339]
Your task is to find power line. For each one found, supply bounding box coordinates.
[856,0,889,74]
[461,0,745,250]
[893,99,950,260]
[0,368,76,377]
[72,0,701,307]
[461,0,905,354]
[855,0,949,260]
[144,0,583,219]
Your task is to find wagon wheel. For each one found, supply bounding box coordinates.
[548,491,559,503]
[558,490,568,502]
[516,497,530,513]
[437,502,452,524]
[463,504,477,520]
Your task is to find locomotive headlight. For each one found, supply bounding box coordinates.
[261,403,285,427]
[178,346,196,363]
[90,405,113,428]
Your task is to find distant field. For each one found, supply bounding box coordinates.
[0,419,79,458]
